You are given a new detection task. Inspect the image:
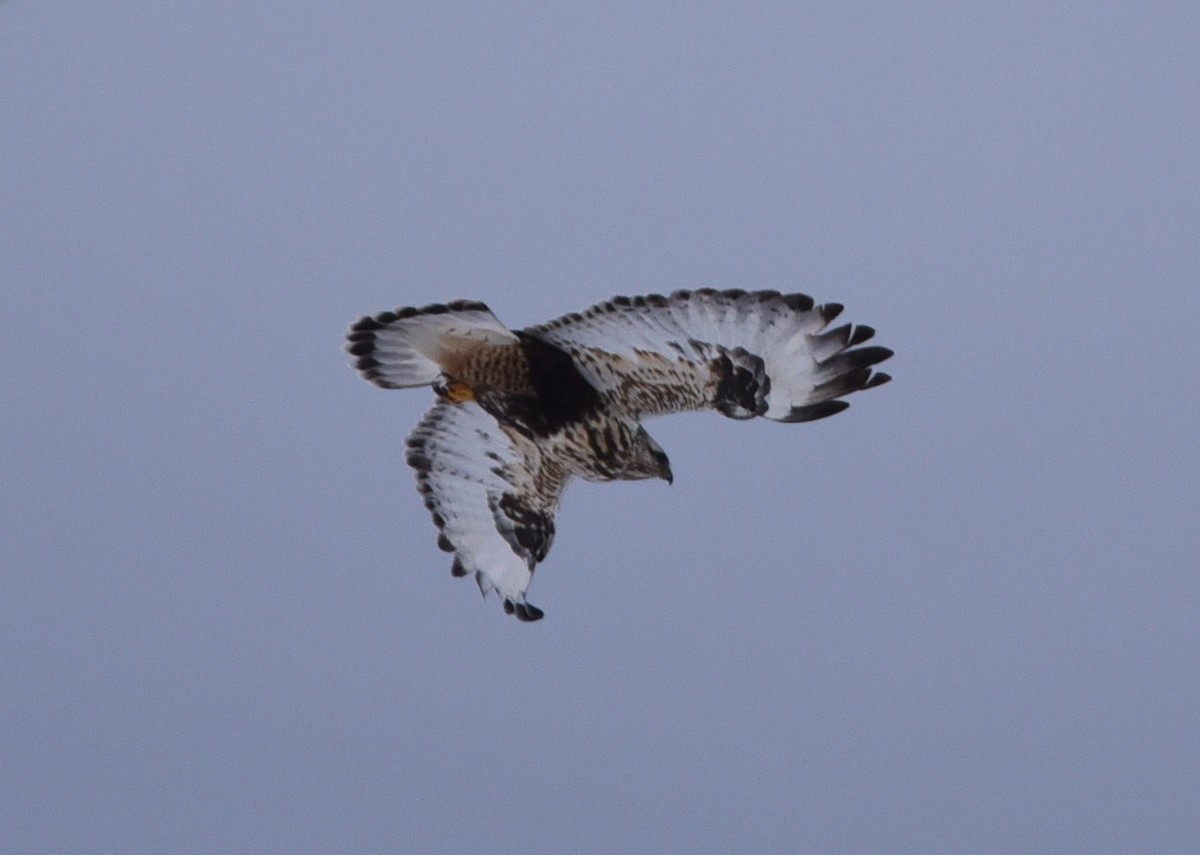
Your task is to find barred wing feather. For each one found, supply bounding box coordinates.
[528,289,892,422]
[405,401,567,621]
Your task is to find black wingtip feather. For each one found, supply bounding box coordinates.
[502,599,545,621]
[822,345,894,373]
[781,399,851,423]
[445,299,491,313]
[405,451,433,472]
[849,325,876,345]
[819,302,844,324]
[517,602,544,621]
[820,323,852,348]
[812,367,874,399]
[350,316,382,332]
[784,293,816,312]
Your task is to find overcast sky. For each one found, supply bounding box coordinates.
[3,3,1198,853]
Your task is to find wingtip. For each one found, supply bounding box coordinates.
[504,599,545,622]
[780,399,851,423]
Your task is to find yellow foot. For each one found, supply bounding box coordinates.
[436,379,475,403]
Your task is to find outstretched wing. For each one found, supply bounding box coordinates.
[346,300,518,390]
[405,400,568,621]
[527,289,892,422]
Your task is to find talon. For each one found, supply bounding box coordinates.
[435,379,475,403]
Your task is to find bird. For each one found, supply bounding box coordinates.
[346,289,892,622]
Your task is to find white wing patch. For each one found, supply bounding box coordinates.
[405,400,566,621]
[528,289,891,421]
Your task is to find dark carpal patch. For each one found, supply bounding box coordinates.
[512,331,603,435]
[711,348,769,419]
[496,492,555,563]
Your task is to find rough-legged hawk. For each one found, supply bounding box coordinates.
[346,289,891,621]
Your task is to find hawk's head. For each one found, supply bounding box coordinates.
[626,426,673,485]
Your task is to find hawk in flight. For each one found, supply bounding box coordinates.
[347,289,891,621]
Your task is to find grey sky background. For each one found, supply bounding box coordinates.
[3,3,1198,853]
